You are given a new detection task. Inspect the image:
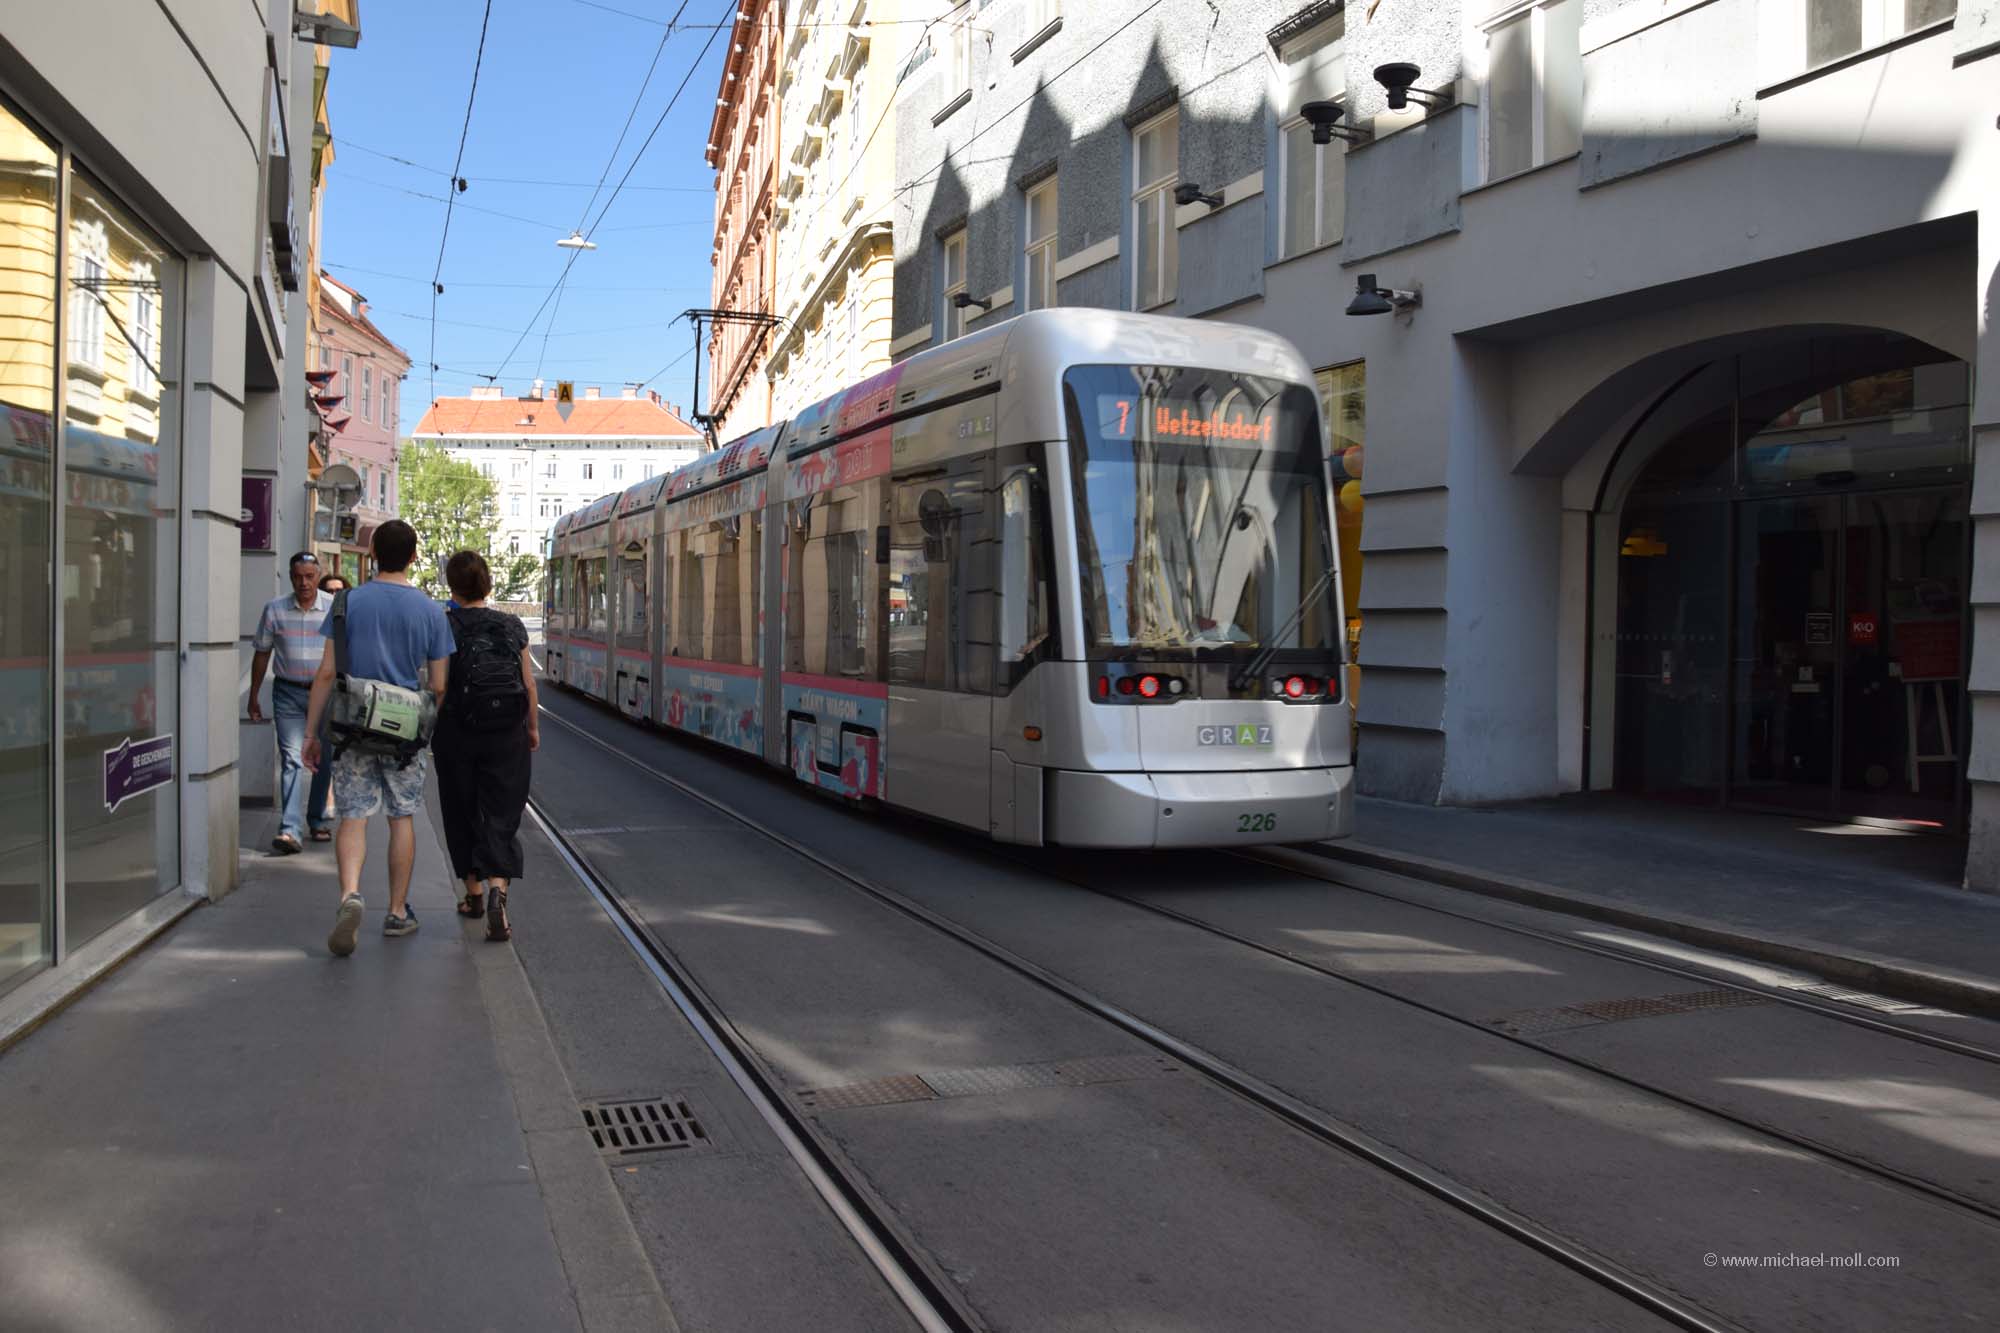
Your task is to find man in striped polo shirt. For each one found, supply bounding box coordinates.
[250,551,335,853]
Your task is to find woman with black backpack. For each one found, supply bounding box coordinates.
[434,550,539,942]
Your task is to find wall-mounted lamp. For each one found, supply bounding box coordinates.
[1346,273,1421,317]
[1300,100,1371,146]
[294,5,362,48]
[1373,63,1454,113]
[951,291,992,313]
[1172,181,1225,210]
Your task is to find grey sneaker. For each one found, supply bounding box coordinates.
[382,907,420,938]
[327,894,363,957]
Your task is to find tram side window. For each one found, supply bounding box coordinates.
[997,462,1053,686]
[786,479,882,680]
[889,468,994,694]
[617,546,647,644]
[677,547,705,658]
[584,557,609,635]
[704,519,742,665]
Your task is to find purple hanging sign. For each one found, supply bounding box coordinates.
[104,733,175,813]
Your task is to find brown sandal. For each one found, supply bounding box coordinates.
[485,887,511,942]
[457,890,485,918]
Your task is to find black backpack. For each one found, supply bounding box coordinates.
[446,609,527,732]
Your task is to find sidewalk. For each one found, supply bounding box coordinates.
[0,800,674,1332]
[1313,795,2000,1016]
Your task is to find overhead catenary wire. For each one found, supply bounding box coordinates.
[540,0,694,383]
[333,136,711,192]
[428,0,497,408]
[482,0,733,386]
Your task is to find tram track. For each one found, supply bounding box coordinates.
[1240,846,2000,1067]
[533,700,1745,1333]
[1016,848,2000,1229]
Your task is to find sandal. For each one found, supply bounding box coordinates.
[310,827,333,842]
[485,886,511,943]
[457,888,485,918]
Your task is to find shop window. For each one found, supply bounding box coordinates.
[1316,362,1366,672]
[1132,107,1179,309]
[0,95,57,991]
[1479,0,1580,182]
[62,168,183,950]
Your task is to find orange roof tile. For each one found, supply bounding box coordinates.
[412,394,702,439]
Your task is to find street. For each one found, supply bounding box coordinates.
[513,688,2000,1331]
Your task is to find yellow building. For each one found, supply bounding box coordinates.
[764,0,914,419]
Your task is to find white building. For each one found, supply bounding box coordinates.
[411,382,705,558]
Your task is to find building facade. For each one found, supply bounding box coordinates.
[411,384,704,558]
[0,0,334,1011]
[703,0,784,440]
[891,0,2000,887]
[314,271,409,579]
[763,0,914,420]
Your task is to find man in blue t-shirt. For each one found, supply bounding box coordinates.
[303,520,455,956]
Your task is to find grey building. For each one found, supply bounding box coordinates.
[892,0,2000,886]
[0,2,338,1021]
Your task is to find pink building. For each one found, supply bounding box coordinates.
[315,272,410,575]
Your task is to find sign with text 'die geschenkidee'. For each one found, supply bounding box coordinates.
[104,733,173,814]
[556,380,575,422]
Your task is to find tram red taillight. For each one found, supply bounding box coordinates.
[1284,675,1306,698]
[1137,674,1162,698]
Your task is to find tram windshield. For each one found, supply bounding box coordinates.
[1064,364,1338,661]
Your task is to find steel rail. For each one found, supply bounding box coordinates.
[522,797,973,1333]
[1242,847,2000,1067]
[1026,851,2000,1228]
[534,702,1746,1333]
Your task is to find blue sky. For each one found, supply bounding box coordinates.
[318,0,735,425]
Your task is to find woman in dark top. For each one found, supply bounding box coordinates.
[434,550,539,941]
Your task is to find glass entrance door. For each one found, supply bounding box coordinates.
[1731,489,1966,823]
[1733,496,1840,814]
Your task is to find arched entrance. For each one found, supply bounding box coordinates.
[1609,330,1970,826]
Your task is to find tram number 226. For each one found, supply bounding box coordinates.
[1236,812,1278,834]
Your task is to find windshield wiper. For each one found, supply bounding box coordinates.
[1228,566,1336,692]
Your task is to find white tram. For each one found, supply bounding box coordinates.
[544,309,1353,848]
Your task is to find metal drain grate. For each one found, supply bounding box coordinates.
[798,1074,938,1112]
[1491,988,1768,1037]
[581,1097,708,1157]
[1785,981,1946,1015]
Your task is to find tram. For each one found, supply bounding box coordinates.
[544,309,1353,848]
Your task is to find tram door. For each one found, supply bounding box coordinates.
[885,462,993,831]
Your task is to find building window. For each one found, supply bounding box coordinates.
[379,469,390,509]
[129,262,159,397]
[1025,0,1061,35]
[582,461,594,480]
[384,381,395,435]
[342,355,354,399]
[845,291,860,380]
[319,346,331,370]
[1804,0,1953,67]
[1279,18,1345,259]
[1131,107,1179,309]
[545,459,558,479]
[1023,177,1057,312]
[1479,0,1581,183]
[510,494,522,517]
[67,220,107,369]
[360,365,373,422]
[612,462,624,480]
[940,228,968,340]
[480,461,494,478]
[950,3,973,95]
[643,462,656,479]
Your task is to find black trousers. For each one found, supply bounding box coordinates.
[433,719,531,883]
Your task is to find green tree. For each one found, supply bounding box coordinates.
[397,440,498,596]
[498,552,543,603]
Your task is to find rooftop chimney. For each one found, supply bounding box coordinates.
[470,384,503,400]
[584,385,601,399]
[621,382,640,399]
[531,377,545,400]
[648,389,661,406]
